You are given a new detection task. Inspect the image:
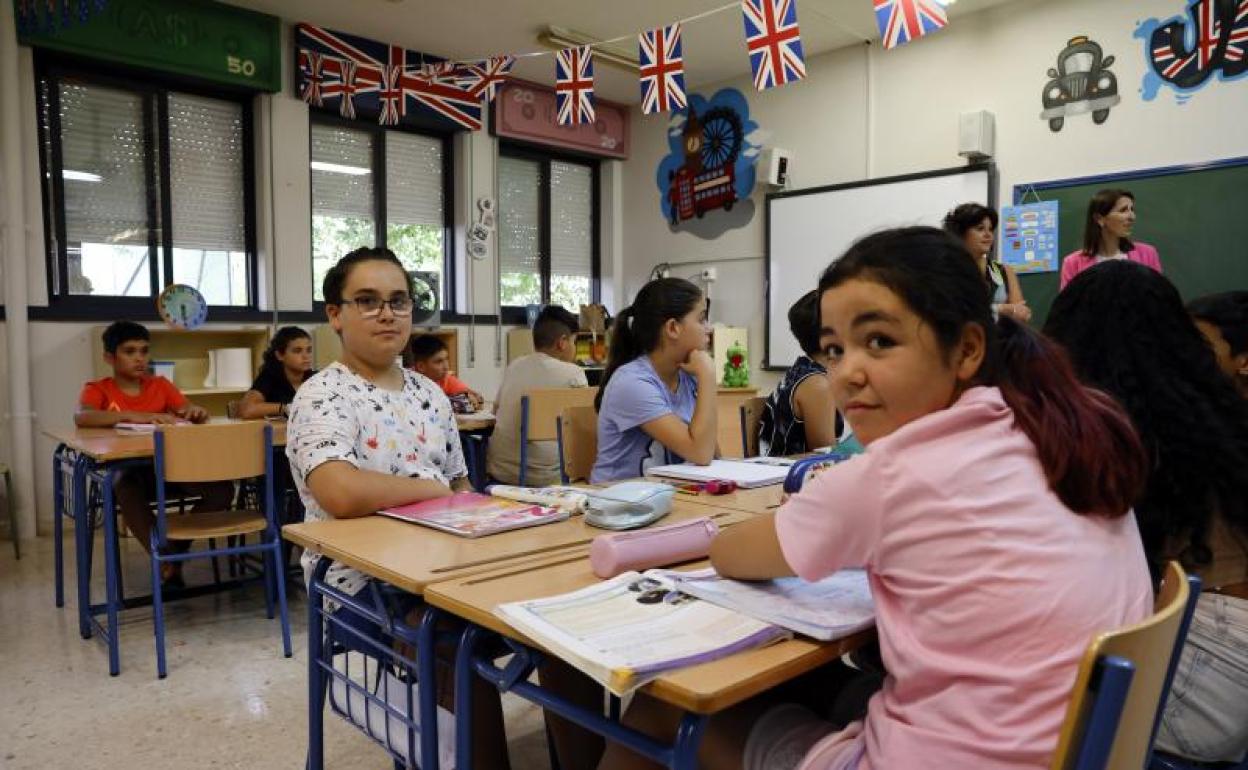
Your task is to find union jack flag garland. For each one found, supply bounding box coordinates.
[639,24,687,115]
[873,0,949,50]
[742,0,807,90]
[555,45,596,125]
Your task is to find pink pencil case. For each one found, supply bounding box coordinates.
[589,517,720,579]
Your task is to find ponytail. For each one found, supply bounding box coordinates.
[595,278,703,412]
[819,227,1147,516]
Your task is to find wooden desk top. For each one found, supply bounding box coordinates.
[42,421,289,463]
[281,499,751,596]
[671,484,783,515]
[455,414,496,432]
[425,556,873,715]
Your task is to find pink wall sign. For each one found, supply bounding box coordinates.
[492,80,630,159]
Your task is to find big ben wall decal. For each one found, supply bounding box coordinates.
[656,88,763,238]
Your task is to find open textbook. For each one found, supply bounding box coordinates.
[495,571,789,695]
[652,567,875,641]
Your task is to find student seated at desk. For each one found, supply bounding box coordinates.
[487,305,588,486]
[600,228,1153,770]
[409,333,485,413]
[1188,290,1248,399]
[1046,264,1248,765]
[236,325,314,419]
[759,290,838,456]
[591,277,716,483]
[286,247,512,768]
[75,321,231,588]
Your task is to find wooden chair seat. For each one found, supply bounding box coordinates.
[165,509,268,540]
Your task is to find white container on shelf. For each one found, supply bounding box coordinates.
[203,348,253,389]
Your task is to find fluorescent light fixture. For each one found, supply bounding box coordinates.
[311,161,371,176]
[539,26,639,71]
[63,169,102,182]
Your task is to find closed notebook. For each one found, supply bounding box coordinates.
[378,492,568,538]
[645,459,790,488]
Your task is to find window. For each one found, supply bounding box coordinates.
[310,116,450,303]
[37,61,256,312]
[498,147,599,318]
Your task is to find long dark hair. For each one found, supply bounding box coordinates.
[261,326,311,380]
[1045,261,1248,574]
[595,277,704,411]
[1081,188,1135,256]
[820,227,1147,516]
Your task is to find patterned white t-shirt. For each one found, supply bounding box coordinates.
[287,361,468,596]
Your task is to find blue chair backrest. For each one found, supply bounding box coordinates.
[783,452,849,494]
[1070,656,1136,770]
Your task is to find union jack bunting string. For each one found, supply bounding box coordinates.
[295,23,482,132]
[873,0,948,50]
[555,45,595,125]
[454,55,517,102]
[742,0,807,90]
[639,24,687,115]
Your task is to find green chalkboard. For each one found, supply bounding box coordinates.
[1013,157,1248,328]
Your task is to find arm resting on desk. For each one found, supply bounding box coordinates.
[306,460,455,519]
[710,513,795,580]
[74,408,178,428]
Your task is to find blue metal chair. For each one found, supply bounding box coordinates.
[1050,561,1192,770]
[151,422,291,678]
[782,452,849,494]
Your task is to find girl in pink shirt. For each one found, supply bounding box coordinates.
[1059,188,1163,289]
[598,227,1153,770]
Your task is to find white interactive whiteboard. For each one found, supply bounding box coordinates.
[766,164,994,369]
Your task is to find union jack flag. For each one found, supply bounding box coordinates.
[1228,0,1248,66]
[295,23,482,132]
[639,24,687,115]
[873,0,948,50]
[555,46,595,125]
[741,0,806,90]
[454,55,516,102]
[1149,0,1233,87]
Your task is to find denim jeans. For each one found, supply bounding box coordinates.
[1154,593,1248,763]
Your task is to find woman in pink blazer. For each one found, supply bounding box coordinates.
[1059,188,1163,289]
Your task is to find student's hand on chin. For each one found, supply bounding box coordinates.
[680,349,716,383]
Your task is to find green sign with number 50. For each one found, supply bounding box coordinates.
[15,0,281,92]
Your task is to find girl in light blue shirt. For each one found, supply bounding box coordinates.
[592,278,718,483]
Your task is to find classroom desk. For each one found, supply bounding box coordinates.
[667,483,784,514]
[427,555,873,769]
[282,499,753,770]
[42,421,289,675]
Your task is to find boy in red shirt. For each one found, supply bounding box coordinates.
[76,321,232,587]
[408,334,484,412]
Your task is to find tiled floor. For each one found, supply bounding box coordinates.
[0,534,551,769]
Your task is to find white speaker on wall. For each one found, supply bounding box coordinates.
[958,110,995,161]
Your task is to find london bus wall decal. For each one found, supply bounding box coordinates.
[656,88,762,235]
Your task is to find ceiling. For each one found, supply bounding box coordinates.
[229,0,1023,102]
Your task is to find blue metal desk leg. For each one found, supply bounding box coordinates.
[454,624,485,768]
[53,446,66,608]
[418,606,441,770]
[306,559,330,770]
[75,456,93,639]
[101,468,123,676]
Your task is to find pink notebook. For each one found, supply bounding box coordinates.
[378,492,569,538]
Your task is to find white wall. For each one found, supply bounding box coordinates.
[621,0,1248,387]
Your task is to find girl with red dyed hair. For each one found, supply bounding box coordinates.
[599,227,1153,770]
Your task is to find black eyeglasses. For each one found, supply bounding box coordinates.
[341,295,414,318]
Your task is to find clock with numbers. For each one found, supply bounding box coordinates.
[156,284,208,329]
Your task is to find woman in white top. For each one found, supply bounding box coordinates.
[944,203,1030,323]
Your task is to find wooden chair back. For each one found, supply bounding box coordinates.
[738,396,767,458]
[1050,561,1190,770]
[156,422,270,483]
[557,405,598,484]
[522,387,599,442]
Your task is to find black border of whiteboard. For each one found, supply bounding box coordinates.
[764,162,998,371]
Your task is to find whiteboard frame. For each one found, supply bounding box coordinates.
[764,163,997,370]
